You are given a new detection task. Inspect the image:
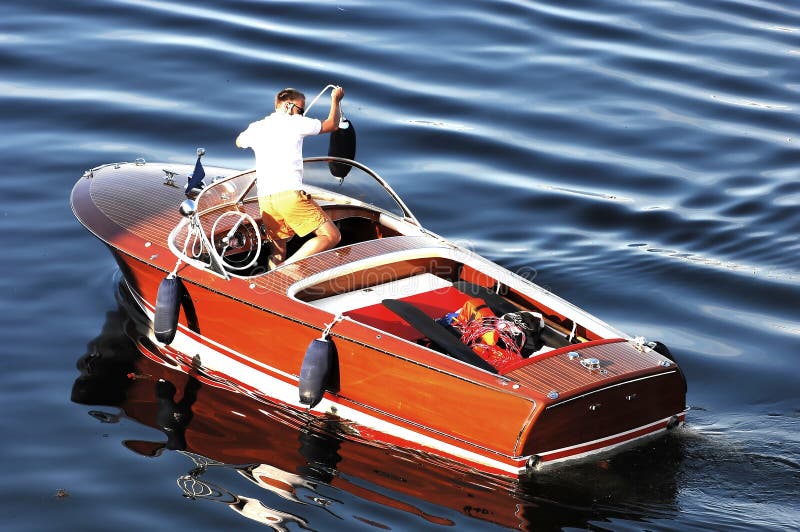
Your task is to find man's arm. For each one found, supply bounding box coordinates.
[319,86,344,134]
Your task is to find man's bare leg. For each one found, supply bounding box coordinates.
[283,221,341,265]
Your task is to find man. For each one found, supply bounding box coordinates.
[236,86,344,267]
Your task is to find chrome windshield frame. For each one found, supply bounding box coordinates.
[302,156,420,225]
[193,156,418,225]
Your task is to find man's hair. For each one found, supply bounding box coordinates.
[275,88,305,107]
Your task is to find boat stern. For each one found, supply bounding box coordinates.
[506,340,686,470]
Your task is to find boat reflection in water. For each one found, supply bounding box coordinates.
[71,281,688,530]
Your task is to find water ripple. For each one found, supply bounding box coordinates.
[2,0,799,530]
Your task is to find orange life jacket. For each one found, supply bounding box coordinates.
[452,298,497,344]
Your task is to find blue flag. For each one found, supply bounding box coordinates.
[185,155,205,194]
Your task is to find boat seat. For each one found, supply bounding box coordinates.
[344,283,471,340]
[381,298,497,373]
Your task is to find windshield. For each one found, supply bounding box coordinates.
[194,157,416,222]
[302,157,414,220]
[194,170,257,214]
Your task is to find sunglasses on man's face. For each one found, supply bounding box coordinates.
[290,103,305,115]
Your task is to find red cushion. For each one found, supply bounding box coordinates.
[345,286,471,340]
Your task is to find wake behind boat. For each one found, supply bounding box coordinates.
[70,150,687,477]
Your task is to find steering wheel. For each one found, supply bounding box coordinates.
[210,211,261,271]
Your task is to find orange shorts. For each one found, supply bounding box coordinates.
[258,189,330,241]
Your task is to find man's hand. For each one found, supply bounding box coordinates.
[320,86,345,134]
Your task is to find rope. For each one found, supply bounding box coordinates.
[320,314,344,340]
[458,316,525,359]
[305,84,337,113]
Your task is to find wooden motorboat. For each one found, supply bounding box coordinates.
[70,151,687,477]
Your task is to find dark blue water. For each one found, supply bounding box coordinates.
[2,0,798,530]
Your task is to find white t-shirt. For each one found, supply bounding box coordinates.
[237,111,322,196]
